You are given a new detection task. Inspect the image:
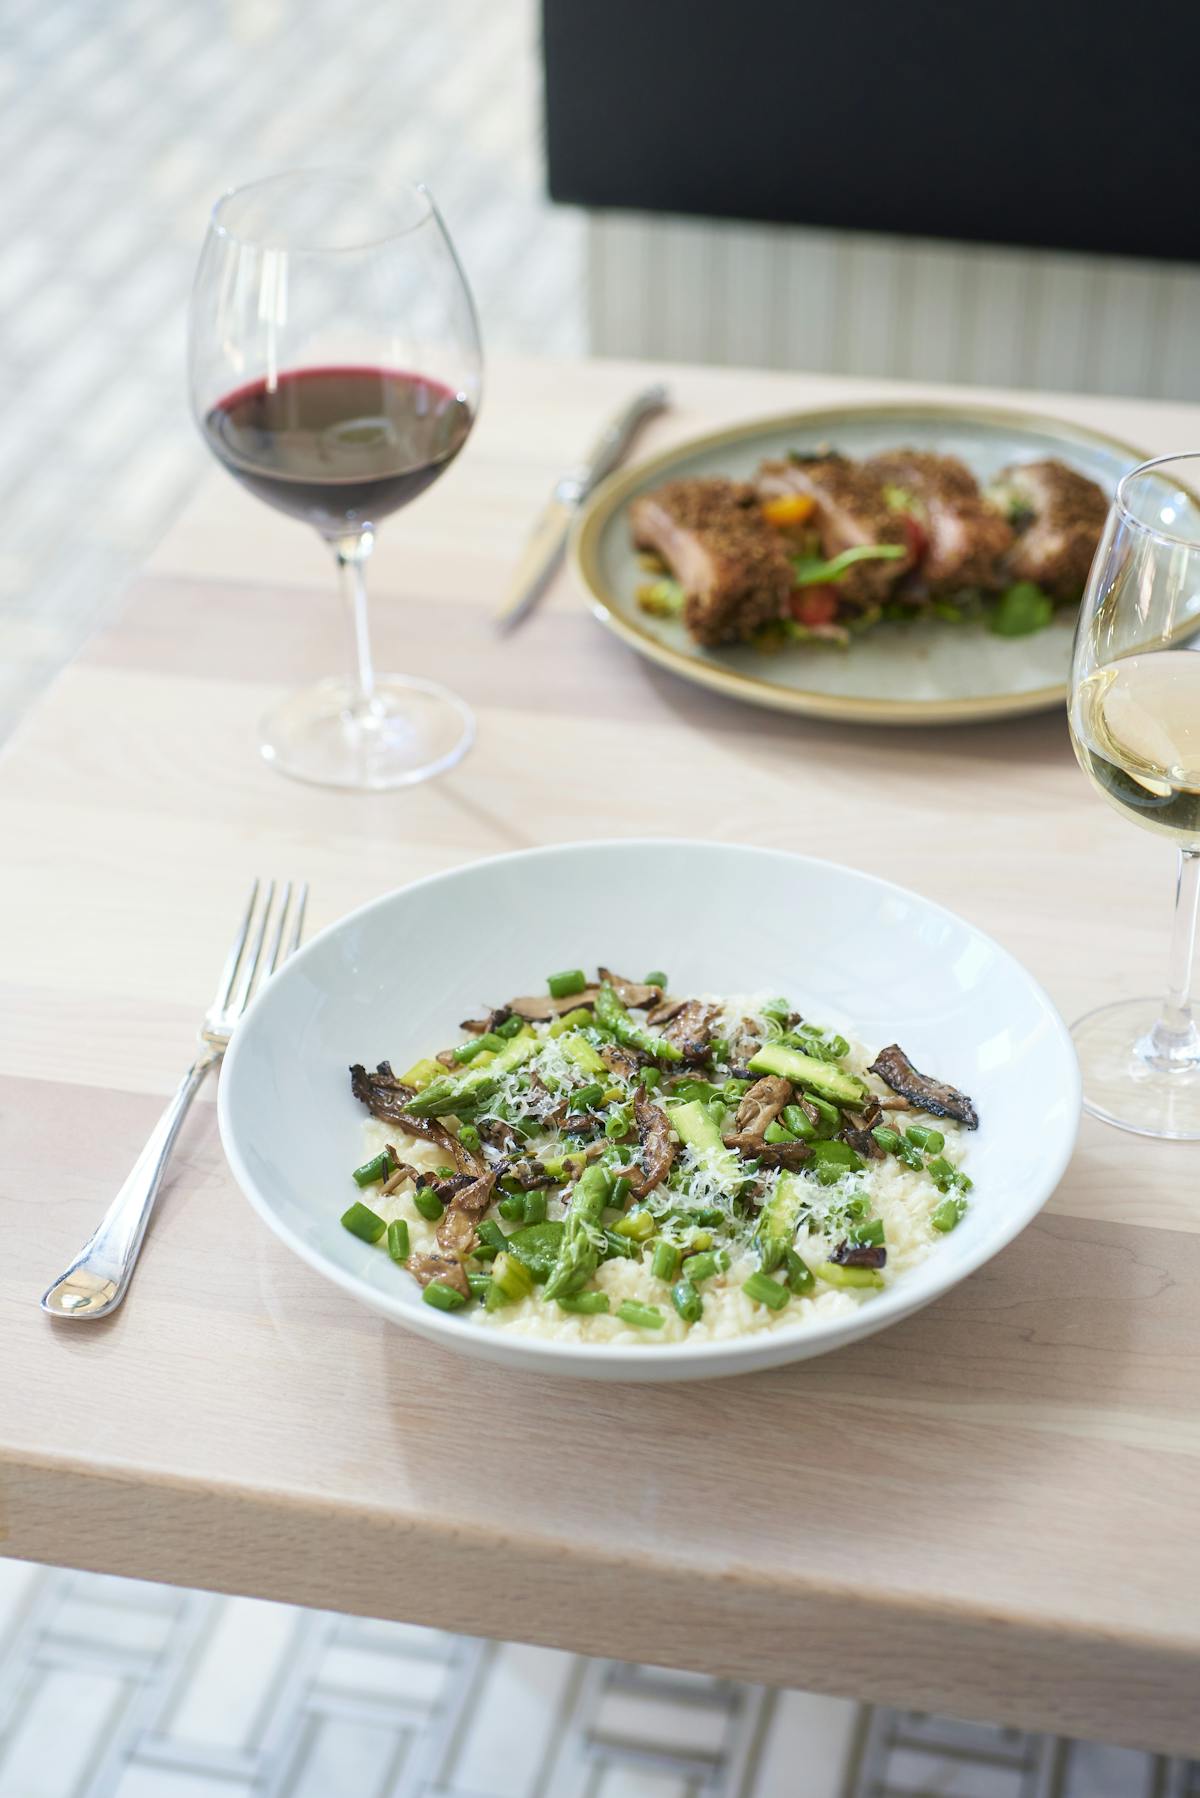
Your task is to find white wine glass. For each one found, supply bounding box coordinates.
[188,169,482,790]
[1069,451,1200,1137]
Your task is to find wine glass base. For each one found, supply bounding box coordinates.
[1072,996,1200,1139]
[259,675,474,791]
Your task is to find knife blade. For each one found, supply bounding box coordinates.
[495,383,669,631]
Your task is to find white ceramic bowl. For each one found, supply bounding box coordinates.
[218,841,1080,1381]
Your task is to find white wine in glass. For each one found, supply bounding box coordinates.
[1068,452,1200,1137]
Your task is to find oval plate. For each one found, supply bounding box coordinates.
[571,401,1148,726]
[217,840,1080,1382]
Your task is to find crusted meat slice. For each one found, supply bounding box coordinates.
[630,478,793,647]
[734,1076,792,1135]
[864,450,1012,593]
[629,1088,676,1199]
[989,459,1108,601]
[868,1044,979,1129]
[757,454,913,603]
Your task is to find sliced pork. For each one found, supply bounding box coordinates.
[629,478,793,647]
[989,459,1108,601]
[757,454,913,603]
[864,450,1012,593]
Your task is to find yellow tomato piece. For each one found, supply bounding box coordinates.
[761,493,816,527]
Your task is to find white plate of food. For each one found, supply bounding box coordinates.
[217,841,1080,1381]
[571,401,1146,725]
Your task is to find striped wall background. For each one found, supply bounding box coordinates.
[588,212,1200,402]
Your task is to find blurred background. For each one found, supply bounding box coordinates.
[4,0,1200,1790]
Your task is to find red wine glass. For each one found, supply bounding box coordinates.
[188,169,482,789]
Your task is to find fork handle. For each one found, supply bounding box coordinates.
[41,1048,220,1320]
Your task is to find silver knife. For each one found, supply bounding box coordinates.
[495,383,669,631]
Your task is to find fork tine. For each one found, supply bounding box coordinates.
[263,879,293,979]
[231,879,275,1018]
[213,878,260,1013]
[286,881,309,959]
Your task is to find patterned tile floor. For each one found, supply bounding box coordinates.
[0,0,585,744]
[0,1559,1196,1797]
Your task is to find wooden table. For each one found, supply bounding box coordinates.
[5,355,1200,1757]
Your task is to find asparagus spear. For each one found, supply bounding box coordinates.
[404,1031,537,1117]
[542,1162,614,1300]
[594,982,683,1063]
[754,1171,809,1272]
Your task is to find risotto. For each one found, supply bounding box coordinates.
[341,968,978,1345]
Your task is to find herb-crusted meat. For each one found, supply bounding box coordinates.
[757,454,913,603]
[629,478,793,647]
[864,450,1012,593]
[989,459,1108,601]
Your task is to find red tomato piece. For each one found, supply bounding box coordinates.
[789,586,840,627]
[902,516,928,564]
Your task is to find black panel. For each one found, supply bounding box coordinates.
[543,0,1200,263]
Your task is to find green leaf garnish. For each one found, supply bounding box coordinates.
[792,544,907,587]
[636,577,686,617]
[987,581,1054,638]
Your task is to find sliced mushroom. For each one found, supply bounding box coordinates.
[646,995,689,1028]
[840,1102,885,1161]
[868,1044,978,1129]
[349,1063,484,1173]
[436,1206,479,1258]
[734,1075,792,1135]
[723,1131,812,1171]
[598,968,664,1009]
[408,1252,470,1297]
[831,1240,887,1270]
[476,1116,521,1157]
[726,1019,763,1076]
[508,988,600,1020]
[460,1004,513,1036]
[665,999,720,1064]
[601,1044,643,1082]
[435,1048,459,1069]
[629,1088,676,1199]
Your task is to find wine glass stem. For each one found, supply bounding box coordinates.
[1145,846,1200,1069]
[335,530,377,708]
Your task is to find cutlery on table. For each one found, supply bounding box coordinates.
[41,878,307,1321]
[494,383,669,631]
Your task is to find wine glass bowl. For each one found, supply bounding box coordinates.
[1068,451,1200,1137]
[188,170,482,790]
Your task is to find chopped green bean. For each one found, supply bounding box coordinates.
[605,1105,633,1139]
[571,1082,605,1111]
[644,969,668,988]
[412,1186,445,1222]
[801,1089,843,1133]
[782,1104,817,1139]
[848,1217,885,1247]
[386,1218,410,1261]
[712,1034,730,1064]
[351,1151,393,1188]
[672,1279,703,1323]
[602,1228,637,1259]
[557,1290,610,1314]
[611,1175,632,1206]
[931,1195,968,1231]
[475,1219,508,1258]
[466,1272,492,1299]
[813,1260,884,1290]
[341,1201,386,1243]
[872,1124,902,1152]
[785,1248,814,1295]
[615,1300,665,1329]
[522,1190,548,1225]
[763,1120,796,1144]
[905,1124,945,1153]
[639,1066,662,1090]
[457,1122,482,1155]
[548,968,587,998]
[743,1271,789,1310]
[423,1280,467,1311]
[497,1192,525,1221]
[453,1031,503,1064]
[494,1014,525,1038]
[650,1238,681,1282]
[681,1250,727,1284]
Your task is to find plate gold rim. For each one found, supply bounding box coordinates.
[569,399,1152,727]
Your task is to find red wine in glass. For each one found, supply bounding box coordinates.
[189,170,482,791]
[203,366,473,535]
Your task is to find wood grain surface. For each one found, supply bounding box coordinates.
[4,356,1200,1754]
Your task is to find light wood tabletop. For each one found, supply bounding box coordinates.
[5,355,1200,1756]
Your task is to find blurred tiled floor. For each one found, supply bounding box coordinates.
[0,0,584,742]
[0,1560,1195,1797]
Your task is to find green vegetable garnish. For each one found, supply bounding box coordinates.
[615,1300,665,1329]
[386,1219,410,1261]
[556,1290,610,1314]
[743,1271,790,1310]
[547,968,587,998]
[341,1201,386,1244]
[636,577,686,617]
[351,1151,393,1188]
[988,581,1054,638]
[423,1280,468,1311]
[932,1195,968,1232]
[792,543,907,586]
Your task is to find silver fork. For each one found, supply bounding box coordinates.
[41,879,308,1321]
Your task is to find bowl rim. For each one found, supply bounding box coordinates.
[218,838,1082,1371]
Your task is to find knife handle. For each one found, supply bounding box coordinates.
[557,383,670,504]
